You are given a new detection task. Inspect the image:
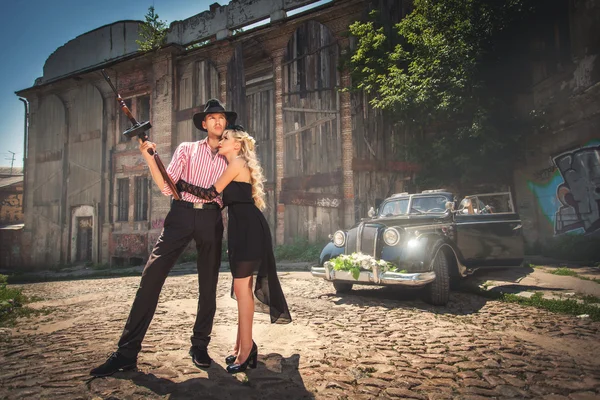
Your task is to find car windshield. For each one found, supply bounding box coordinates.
[379,195,448,216]
[410,196,448,214]
[380,199,409,216]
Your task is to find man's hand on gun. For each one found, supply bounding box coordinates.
[138,139,157,163]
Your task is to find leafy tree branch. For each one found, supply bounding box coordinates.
[136,6,168,52]
[343,0,542,189]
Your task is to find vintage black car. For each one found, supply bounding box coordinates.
[311,190,524,305]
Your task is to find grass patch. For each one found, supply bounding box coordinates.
[0,274,39,326]
[548,267,600,284]
[550,267,579,277]
[471,286,600,321]
[502,292,600,321]
[274,238,326,262]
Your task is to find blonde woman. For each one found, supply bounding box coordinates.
[176,125,292,374]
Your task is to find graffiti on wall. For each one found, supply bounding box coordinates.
[112,234,147,256]
[151,218,164,229]
[528,140,600,236]
[0,194,24,224]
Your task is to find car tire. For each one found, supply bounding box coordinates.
[333,281,353,293]
[424,243,450,306]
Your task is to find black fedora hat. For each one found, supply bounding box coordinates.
[193,99,237,132]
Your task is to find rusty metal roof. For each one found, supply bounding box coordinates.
[0,176,23,188]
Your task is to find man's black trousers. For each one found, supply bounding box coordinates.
[116,203,224,358]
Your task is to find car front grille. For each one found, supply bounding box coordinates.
[345,223,379,257]
[360,225,379,257]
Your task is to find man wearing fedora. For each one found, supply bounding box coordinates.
[90,99,237,377]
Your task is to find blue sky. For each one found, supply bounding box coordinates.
[0,0,328,168]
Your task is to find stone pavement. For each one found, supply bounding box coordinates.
[1,271,600,399]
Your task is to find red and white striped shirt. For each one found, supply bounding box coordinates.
[161,139,227,206]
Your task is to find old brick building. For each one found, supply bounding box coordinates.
[14,0,600,268]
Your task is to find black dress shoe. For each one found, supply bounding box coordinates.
[226,342,258,374]
[190,346,212,368]
[90,352,137,377]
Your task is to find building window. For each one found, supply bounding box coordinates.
[117,178,129,221]
[119,98,133,142]
[138,95,150,123]
[134,176,149,221]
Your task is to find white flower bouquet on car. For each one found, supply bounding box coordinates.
[324,252,399,280]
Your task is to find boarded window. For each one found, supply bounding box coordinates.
[138,95,150,123]
[134,176,149,221]
[117,178,129,221]
[119,98,133,142]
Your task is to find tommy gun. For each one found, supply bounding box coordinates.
[101,69,181,200]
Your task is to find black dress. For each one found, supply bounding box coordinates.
[176,180,292,324]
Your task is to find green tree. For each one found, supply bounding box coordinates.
[344,0,540,189]
[136,6,168,52]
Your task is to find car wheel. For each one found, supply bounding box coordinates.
[424,243,450,306]
[333,281,353,294]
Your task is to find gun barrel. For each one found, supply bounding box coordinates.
[101,69,119,95]
[101,69,138,125]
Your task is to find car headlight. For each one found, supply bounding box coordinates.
[383,228,400,246]
[332,230,346,247]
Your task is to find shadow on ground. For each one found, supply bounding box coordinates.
[90,353,313,400]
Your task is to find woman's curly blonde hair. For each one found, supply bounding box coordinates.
[226,126,267,210]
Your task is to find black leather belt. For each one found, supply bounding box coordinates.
[172,200,220,210]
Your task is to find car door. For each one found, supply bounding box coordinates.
[454,194,524,267]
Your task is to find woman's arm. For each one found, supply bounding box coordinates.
[176,181,219,201]
[177,158,245,199]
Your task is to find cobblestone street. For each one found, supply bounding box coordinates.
[1,271,599,399]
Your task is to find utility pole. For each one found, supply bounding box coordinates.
[6,151,15,175]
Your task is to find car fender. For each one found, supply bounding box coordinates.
[394,233,464,275]
[319,242,345,265]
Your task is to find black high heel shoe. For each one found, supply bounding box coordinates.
[225,341,256,365]
[226,342,258,373]
[225,354,236,365]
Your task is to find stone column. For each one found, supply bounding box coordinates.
[272,49,286,245]
[21,95,39,267]
[340,69,355,228]
[214,45,233,105]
